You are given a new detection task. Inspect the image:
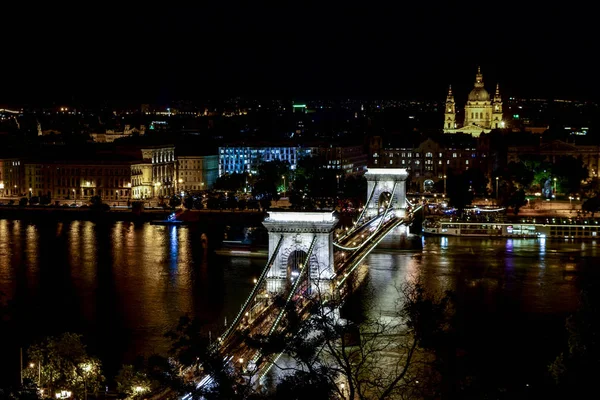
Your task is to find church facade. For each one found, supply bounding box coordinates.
[443,67,504,137]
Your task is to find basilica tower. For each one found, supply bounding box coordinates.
[443,85,456,132]
[491,83,504,129]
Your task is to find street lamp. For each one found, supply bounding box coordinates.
[282,175,286,198]
[569,196,573,209]
[443,175,447,195]
[553,178,557,197]
[336,174,340,190]
[495,177,499,200]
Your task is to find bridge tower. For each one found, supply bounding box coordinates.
[262,210,338,295]
[364,168,409,219]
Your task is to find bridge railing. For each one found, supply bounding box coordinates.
[219,234,284,345]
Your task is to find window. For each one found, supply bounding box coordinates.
[466,160,469,165]
[426,152,432,157]
[471,112,474,119]
[438,160,442,164]
[452,153,457,158]
[389,160,393,165]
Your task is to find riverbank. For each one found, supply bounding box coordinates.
[0,205,267,225]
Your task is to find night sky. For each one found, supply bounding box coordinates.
[1,3,597,105]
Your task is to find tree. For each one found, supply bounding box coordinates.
[549,288,600,398]
[184,195,194,210]
[507,188,527,215]
[169,195,182,209]
[90,195,110,212]
[552,156,589,195]
[214,173,246,192]
[115,364,153,399]
[24,333,104,399]
[163,315,260,400]
[446,170,473,214]
[581,195,600,217]
[245,281,454,400]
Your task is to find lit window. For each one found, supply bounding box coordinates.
[452,153,457,158]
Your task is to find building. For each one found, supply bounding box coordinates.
[24,157,135,202]
[218,142,368,177]
[313,143,368,175]
[370,134,490,192]
[177,155,219,192]
[218,144,308,176]
[444,67,504,136]
[0,158,24,197]
[89,124,146,143]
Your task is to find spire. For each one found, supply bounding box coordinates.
[446,85,454,102]
[474,66,484,88]
[494,83,502,102]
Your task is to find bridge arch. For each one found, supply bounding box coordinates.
[364,168,409,219]
[262,211,338,295]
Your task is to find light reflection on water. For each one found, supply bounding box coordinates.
[0,221,595,386]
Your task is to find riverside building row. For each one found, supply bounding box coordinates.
[0,145,218,201]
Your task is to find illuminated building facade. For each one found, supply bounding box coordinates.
[177,155,219,191]
[444,67,504,137]
[218,145,308,176]
[370,135,490,191]
[0,158,24,196]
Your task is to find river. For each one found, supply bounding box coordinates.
[0,219,596,395]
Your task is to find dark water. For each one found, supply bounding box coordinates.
[0,220,596,394]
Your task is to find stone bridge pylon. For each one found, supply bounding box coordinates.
[363,168,409,219]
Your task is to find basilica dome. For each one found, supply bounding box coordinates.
[467,86,490,101]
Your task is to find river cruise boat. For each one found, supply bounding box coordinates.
[422,216,600,239]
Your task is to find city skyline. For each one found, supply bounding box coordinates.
[1,4,598,105]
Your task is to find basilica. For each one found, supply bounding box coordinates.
[443,67,504,137]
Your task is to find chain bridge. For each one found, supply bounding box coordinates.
[179,168,420,395]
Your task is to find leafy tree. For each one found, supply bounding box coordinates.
[245,282,453,400]
[343,175,367,207]
[184,195,194,210]
[552,156,589,195]
[206,197,220,210]
[115,364,153,399]
[193,197,204,210]
[226,195,239,211]
[549,288,600,398]
[24,333,104,399]
[169,195,182,209]
[507,188,527,215]
[446,170,473,213]
[581,195,600,217]
[90,195,110,211]
[214,173,246,192]
[164,315,259,400]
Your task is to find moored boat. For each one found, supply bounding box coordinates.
[423,216,600,239]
